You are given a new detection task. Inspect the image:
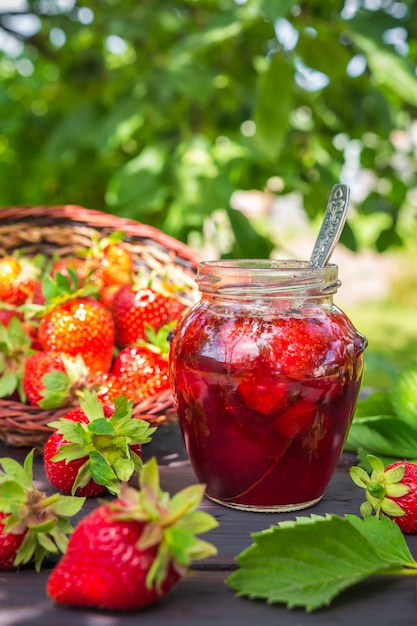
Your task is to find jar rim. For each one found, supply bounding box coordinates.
[196,260,340,297]
[199,259,338,274]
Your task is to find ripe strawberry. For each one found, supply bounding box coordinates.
[88,372,128,405]
[350,455,417,533]
[0,307,23,327]
[72,230,134,308]
[112,344,170,398]
[0,255,41,305]
[110,324,172,403]
[0,449,85,571]
[88,230,134,288]
[22,351,89,408]
[44,390,156,497]
[47,457,218,610]
[34,270,115,374]
[0,511,26,570]
[37,297,115,374]
[112,281,185,348]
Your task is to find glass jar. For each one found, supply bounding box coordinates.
[169,260,367,512]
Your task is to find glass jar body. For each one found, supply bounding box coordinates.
[169,261,367,512]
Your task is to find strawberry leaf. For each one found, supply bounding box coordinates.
[42,371,70,392]
[346,514,417,567]
[0,481,26,508]
[87,418,115,435]
[50,495,85,517]
[390,360,417,425]
[79,389,105,422]
[345,415,417,458]
[0,453,34,489]
[113,456,136,483]
[353,390,396,419]
[227,514,405,612]
[39,391,69,410]
[88,451,119,494]
[0,371,18,398]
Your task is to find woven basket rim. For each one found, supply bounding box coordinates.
[0,205,200,448]
[0,204,202,266]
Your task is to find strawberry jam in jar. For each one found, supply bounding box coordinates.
[169,260,367,512]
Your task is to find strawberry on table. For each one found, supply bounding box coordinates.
[350,455,417,533]
[0,449,85,571]
[44,390,156,497]
[47,457,218,611]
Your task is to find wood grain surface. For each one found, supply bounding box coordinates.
[0,423,416,626]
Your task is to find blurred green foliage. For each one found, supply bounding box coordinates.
[1,0,417,258]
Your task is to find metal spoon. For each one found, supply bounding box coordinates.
[309,184,350,268]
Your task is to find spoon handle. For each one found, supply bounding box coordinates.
[309,184,350,268]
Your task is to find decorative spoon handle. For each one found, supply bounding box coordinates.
[309,184,350,268]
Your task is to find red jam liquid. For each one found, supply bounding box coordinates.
[170,302,366,511]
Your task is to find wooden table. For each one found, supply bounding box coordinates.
[0,423,416,626]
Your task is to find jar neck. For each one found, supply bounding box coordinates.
[195,260,340,301]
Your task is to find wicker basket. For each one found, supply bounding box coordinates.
[0,205,201,449]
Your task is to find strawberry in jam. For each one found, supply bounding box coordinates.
[169,260,367,512]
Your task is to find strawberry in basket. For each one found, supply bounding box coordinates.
[0,254,44,306]
[0,315,33,402]
[33,269,115,375]
[112,274,186,348]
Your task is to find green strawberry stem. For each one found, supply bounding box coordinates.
[111,458,218,591]
[0,449,85,571]
[48,390,157,496]
[350,454,409,519]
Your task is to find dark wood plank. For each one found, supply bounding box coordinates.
[0,427,416,625]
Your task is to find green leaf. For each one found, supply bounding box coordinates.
[51,442,90,463]
[0,480,26,506]
[41,371,70,392]
[88,451,118,492]
[176,510,219,535]
[227,514,404,611]
[254,51,294,160]
[39,391,68,410]
[390,360,417,425]
[0,371,18,398]
[352,33,417,107]
[226,208,274,259]
[50,421,89,449]
[353,390,395,419]
[345,415,417,458]
[0,455,33,489]
[87,417,114,436]
[113,456,135,483]
[346,514,417,568]
[79,389,105,422]
[259,0,295,21]
[105,145,167,211]
[50,495,85,517]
